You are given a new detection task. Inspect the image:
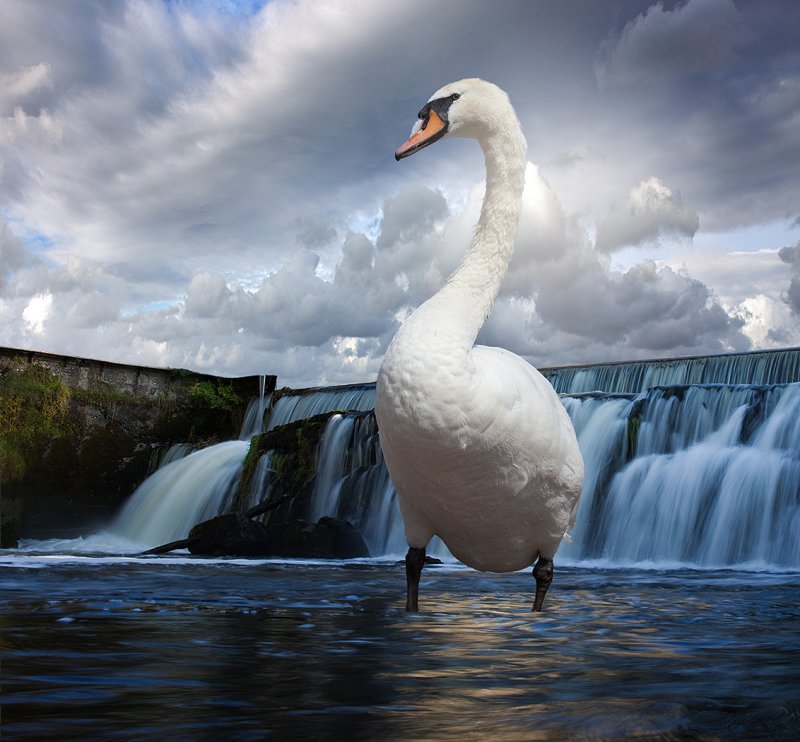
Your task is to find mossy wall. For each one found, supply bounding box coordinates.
[0,346,274,546]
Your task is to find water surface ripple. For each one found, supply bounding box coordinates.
[2,559,799,740]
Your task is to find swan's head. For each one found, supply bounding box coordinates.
[395,78,517,161]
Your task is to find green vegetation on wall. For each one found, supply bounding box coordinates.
[0,366,249,486]
[186,380,244,440]
[0,366,71,484]
[189,380,241,413]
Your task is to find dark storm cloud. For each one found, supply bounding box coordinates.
[595,0,752,89]
[593,0,800,230]
[779,242,800,314]
[786,278,800,315]
[0,216,27,294]
[779,244,800,270]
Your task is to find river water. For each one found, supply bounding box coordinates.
[2,553,799,740]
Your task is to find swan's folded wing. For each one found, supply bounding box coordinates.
[470,344,581,479]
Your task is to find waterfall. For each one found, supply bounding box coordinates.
[239,374,268,439]
[268,383,376,429]
[309,414,356,523]
[107,350,800,566]
[244,451,275,511]
[582,384,800,567]
[112,440,249,546]
[558,394,632,559]
[263,349,798,410]
[293,382,799,567]
[557,384,800,567]
[110,393,268,547]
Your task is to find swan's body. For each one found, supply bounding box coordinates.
[375,79,583,610]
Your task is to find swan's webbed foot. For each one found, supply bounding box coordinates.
[405,546,426,612]
[532,555,554,612]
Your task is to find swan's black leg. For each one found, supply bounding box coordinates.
[405,546,426,612]
[532,555,554,612]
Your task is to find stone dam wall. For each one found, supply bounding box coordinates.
[0,346,274,546]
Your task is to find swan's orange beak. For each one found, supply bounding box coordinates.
[395,108,447,161]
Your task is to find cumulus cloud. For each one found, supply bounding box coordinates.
[736,293,799,347]
[179,168,746,372]
[185,273,234,319]
[595,177,699,253]
[0,155,755,383]
[22,293,52,334]
[296,217,337,250]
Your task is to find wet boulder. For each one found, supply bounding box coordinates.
[186,513,369,559]
[188,512,271,556]
[262,517,370,559]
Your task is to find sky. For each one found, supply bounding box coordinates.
[1,0,799,387]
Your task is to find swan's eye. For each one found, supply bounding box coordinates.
[451,93,461,101]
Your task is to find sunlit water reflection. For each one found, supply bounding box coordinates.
[2,556,799,740]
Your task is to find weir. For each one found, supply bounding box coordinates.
[541,347,800,394]
[111,349,800,568]
[268,383,376,429]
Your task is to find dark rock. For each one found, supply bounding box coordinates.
[1,488,22,548]
[186,512,370,559]
[394,554,443,565]
[188,513,271,556]
[262,516,370,559]
[312,516,371,559]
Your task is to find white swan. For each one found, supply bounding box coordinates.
[375,79,584,612]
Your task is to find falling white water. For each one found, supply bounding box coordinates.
[565,383,800,567]
[111,440,249,547]
[542,348,800,394]
[301,412,449,558]
[268,384,376,429]
[108,393,269,548]
[244,452,275,510]
[239,374,268,439]
[159,443,192,469]
[309,414,356,522]
[100,353,800,567]
[557,395,632,561]
[297,383,800,567]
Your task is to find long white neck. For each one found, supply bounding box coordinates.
[419,124,527,352]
